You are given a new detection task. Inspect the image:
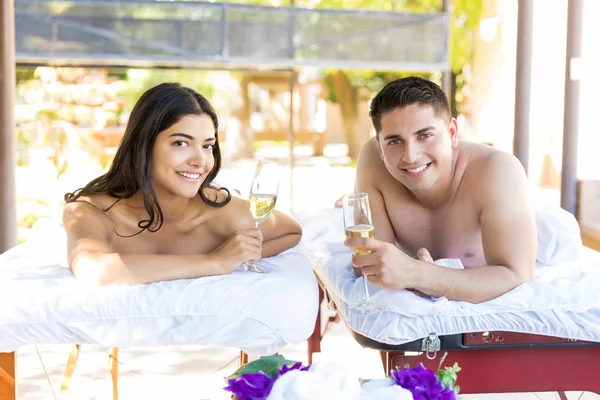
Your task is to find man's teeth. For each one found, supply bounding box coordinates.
[177,172,200,179]
[406,164,428,173]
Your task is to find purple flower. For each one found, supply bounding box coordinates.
[392,364,443,392]
[412,385,457,400]
[392,364,456,400]
[277,362,310,377]
[224,371,275,400]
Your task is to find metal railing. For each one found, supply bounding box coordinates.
[15,0,449,71]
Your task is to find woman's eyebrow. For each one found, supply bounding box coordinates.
[169,133,194,140]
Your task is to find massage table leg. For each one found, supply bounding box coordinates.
[379,351,388,374]
[383,346,600,394]
[59,344,80,396]
[109,347,119,400]
[307,285,341,364]
[239,351,249,367]
[307,287,325,364]
[0,352,15,400]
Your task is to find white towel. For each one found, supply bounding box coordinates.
[266,361,413,400]
[298,208,600,346]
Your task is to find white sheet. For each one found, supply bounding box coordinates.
[297,208,600,345]
[0,218,319,355]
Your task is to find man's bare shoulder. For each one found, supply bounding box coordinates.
[354,137,416,210]
[356,137,398,187]
[460,141,521,174]
[459,141,527,195]
[357,137,386,172]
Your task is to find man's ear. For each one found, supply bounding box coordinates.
[449,118,459,148]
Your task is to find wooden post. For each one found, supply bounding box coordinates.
[513,0,534,173]
[0,0,18,397]
[560,0,584,216]
[0,0,17,251]
[441,0,452,97]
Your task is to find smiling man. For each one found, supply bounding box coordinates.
[344,77,537,303]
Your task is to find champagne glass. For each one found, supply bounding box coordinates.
[342,193,384,314]
[241,160,280,273]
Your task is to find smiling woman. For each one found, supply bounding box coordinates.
[62,83,302,286]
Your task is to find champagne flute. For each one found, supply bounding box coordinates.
[342,192,384,314]
[241,160,280,273]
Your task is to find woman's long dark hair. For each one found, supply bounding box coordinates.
[65,83,231,234]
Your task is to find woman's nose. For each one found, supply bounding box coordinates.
[189,148,207,167]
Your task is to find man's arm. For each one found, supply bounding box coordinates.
[349,151,537,303]
[408,152,537,302]
[413,152,537,302]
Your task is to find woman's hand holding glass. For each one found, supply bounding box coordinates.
[213,228,263,273]
[241,160,280,273]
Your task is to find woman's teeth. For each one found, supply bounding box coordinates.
[177,172,200,179]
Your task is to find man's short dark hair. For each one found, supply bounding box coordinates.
[369,76,451,133]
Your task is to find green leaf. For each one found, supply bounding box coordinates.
[437,371,455,388]
[225,355,299,380]
[436,362,461,392]
[451,362,462,373]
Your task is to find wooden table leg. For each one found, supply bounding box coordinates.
[60,345,81,396]
[0,352,16,400]
[239,351,249,367]
[109,347,119,400]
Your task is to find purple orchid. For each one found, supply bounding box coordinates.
[392,364,457,400]
[277,362,310,377]
[224,371,276,400]
[412,385,457,400]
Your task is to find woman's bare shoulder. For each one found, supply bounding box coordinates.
[62,194,115,230]
[222,195,255,224]
[204,188,255,230]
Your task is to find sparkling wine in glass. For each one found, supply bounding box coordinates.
[342,192,384,314]
[241,160,280,273]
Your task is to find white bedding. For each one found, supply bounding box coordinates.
[297,208,600,345]
[0,219,319,355]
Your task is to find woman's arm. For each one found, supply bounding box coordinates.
[63,202,262,286]
[259,209,302,257]
[224,196,302,258]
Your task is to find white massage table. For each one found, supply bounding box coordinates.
[0,218,319,399]
[298,206,600,396]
